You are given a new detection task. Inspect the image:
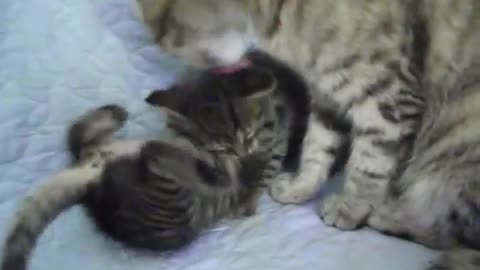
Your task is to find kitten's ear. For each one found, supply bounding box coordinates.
[145,88,181,111]
[236,68,276,100]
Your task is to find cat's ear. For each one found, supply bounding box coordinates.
[135,0,171,22]
[145,87,181,111]
[232,68,276,118]
[236,68,276,100]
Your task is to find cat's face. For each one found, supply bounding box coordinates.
[146,67,278,155]
[135,0,254,69]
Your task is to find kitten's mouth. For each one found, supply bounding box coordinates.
[210,59,252,75]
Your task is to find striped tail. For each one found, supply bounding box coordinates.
[1,166,102,270]
[2,105,127,269]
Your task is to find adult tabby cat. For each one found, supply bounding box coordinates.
[1,61,310,270]
[134,0,480,269]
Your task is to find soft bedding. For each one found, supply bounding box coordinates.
[0,0,438,269]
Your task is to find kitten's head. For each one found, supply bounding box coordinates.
[135,0,254,69]
[146,67,279,155]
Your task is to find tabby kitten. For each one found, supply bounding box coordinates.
[1,65,306,270]
[134,0,480,269]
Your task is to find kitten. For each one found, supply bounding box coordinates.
[146,51,311,185]
[134,0,480,269]
[1,105,256,270]
[1,58,311,270]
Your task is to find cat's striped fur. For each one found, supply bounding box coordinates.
[1,62,310,270]
[134,0,480,269]
[1,105,250,270]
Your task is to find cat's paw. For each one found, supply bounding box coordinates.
[268,173,317,204]
[97,104,128,123]
[318,194,370,230]
[367,203,400,232]
[75,104,127,138]
[428,249,480,270]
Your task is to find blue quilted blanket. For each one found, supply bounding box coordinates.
[0,0,438,269]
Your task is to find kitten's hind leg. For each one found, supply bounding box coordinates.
[141,141,236,195]
[68,105,128,158]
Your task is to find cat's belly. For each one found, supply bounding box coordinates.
[79,140,146,167]
[99,140,146,157]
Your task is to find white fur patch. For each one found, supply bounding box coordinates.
[199,31,252,66]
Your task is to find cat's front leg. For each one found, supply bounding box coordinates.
[268,114,344,204]
[318,102,405,230]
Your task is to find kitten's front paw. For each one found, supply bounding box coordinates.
[97,104,128,123]
[268,173,316,204]
[318,194,370,230]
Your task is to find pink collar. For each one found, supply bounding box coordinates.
[210,59,252,75]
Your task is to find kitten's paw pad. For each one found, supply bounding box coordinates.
[97,104,128,123]
[268,173,313,204]
[318,195,370,230]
